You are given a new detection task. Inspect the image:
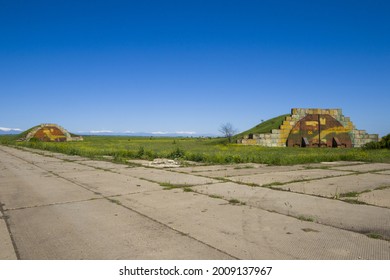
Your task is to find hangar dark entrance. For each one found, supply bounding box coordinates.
[287,114,352,148]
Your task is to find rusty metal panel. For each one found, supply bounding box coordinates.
[33,126,67,142]
[287,114,352,148]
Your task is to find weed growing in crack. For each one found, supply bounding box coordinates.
[108,198,122,205]
[209,194,223,199]
[339,192,360,198]
[228,198,246,205]
[234,165,255,170]
[160,182,194,190]
[375,185,390,191]
[366,233,384,240]
[339,190,372,198]
[342,199,368,205]
[298,215,315,222]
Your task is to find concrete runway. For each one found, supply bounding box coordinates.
[1,145,389,259]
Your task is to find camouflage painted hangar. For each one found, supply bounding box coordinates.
[19,124,83,142]
[238,108,378,148]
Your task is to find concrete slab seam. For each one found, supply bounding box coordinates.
[0,146,238,259]
[4,197,105,211]
[0,201,20,259]
[190,185,390,241]
[7,146,218,187]
[104,196,240,260]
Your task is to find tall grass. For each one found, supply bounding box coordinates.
[1,136,389,165]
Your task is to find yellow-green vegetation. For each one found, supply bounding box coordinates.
[1,135,389,165]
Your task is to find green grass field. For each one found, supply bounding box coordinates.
[1,135,389,165]
[234,114,289,140]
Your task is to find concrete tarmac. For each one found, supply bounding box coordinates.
[0,145,389,260]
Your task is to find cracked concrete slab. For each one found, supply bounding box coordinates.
[375,170,390,175]
[189,165,307,178]
[175,163,267,174]
[117,190,390,259]
[174,162,362,177]
[4,147,66,162]
[193,182,390,239]
[358,188,390,208]
[0,170,99,210]
[78,160,130,170]
[126,159,152,165]
[118,167,219,185]
[174,165,234,173]
[1,145,389,260]
[229,169,351,186]
[33,161,97,173]
[47,154,89,161]
[317,161,364,166]
[0,147,99,210]
[0,161,51,180]
[14,149,85,163]
[15,147,88,162]
[0,212,17,259]
[275,173,390,198]
[58,170,163,196]
[330,163,390,172]
[3,153,63,164]
[7,199,232,260]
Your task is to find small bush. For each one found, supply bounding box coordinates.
[136,146,145,157]
[144,150,158,160]
[186,153,205,162]
[363,134,390,149]
[363,141,383,149]
[168,147,185,159]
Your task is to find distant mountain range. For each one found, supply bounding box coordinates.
[78,131,217,137]
[0,127,217,137]
[0,128,22,135]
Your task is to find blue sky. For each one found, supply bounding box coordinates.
[1,0,389,136]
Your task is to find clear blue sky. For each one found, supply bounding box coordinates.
[1,0,389,136]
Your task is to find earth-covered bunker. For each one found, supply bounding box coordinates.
[238,108,378,148]
[19,124,83,142]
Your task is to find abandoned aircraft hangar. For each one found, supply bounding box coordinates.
[19,124,83,142]
[237,108,378,148]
